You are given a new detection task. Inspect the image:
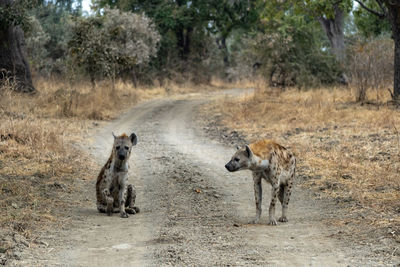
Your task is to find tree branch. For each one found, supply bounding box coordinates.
[387,0,400,7]
[375,0,388,16]
[318,16,329,25]
[355,0,386,18]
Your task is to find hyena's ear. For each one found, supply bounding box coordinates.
[130,132,137,146]
[245,145,253,158]
[112,132,117,139]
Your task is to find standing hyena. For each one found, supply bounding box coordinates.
[96,132,140,218]
[225,139,296,225]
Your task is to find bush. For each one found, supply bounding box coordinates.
[26,4,75,78]
[230,16,341,88]
[350,37,394,102]
[26,16,51,77]
[68,7,160,87]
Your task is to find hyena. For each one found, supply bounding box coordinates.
[96,132,140,218]
[225,139,296,225]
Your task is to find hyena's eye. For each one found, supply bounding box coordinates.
[116,146,120,150]
[124,146,129,150]
[234,158,240,162]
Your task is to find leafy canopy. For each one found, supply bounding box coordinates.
[68,7,160,81]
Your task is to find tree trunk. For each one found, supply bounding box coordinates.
[89,72,96,90]
[183,26,192,59]
[130,69,138,88]
[393,31,400,100]
[318,4,345,63]
[0,1,36,93]
[177,26,192,61]
[220,36,229,67]
[386,3,400,100]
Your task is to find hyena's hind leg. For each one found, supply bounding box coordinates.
[268,184,280,226]
[98,204,120,214]
[125,184,140,214]
[279,157,296,223]
[97,204,107,213]
[278,182,293,223]
[97,197,118,214]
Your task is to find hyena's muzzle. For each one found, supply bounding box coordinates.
[225,160,240,172]
[116,146,128,161]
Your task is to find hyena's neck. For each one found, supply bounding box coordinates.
[111,157,128,172]
[249,154,270,171]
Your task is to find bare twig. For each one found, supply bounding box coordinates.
[355,0,386,18]
[387,88,394,99]
[393,122,400,153]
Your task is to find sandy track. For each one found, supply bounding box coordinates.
[16,90,386,266]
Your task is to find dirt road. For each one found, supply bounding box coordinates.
[16,90,389,266]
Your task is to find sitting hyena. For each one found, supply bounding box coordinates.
[225,139,296,225]
[96,132,140,218]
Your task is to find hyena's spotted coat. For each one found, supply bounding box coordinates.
[96,132,140,218]
[225,139,296,225]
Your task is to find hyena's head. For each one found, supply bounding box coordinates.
[225,145,253,172]
[112,132,137,162]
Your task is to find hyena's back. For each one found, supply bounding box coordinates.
[96,156,112,207]
[249,139,294,169]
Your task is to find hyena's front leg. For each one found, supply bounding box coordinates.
[268,182,280,226]
[251,173,262,224]
[119,183,129,218]
[102,188,114,216]
[125,184,140,214]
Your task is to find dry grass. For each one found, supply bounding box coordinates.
[29,78,168,120]
[24,78,230,120]
[0,82,92,242]
[203,84,400,242]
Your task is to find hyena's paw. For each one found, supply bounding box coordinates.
[249,218,260,224]
[106,206,113,216]
[267,218,277,226]
[126,207,139,214]
[278,216,288,223]
[120,211,129,218]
